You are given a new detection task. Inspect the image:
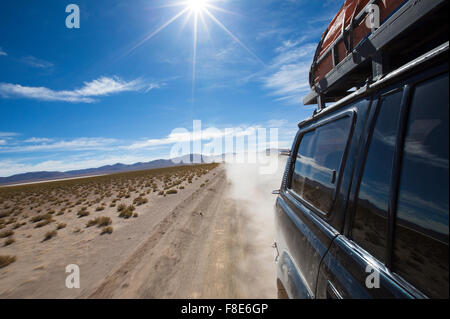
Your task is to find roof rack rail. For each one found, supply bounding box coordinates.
[303,0,448,110]
[302,41,449,123]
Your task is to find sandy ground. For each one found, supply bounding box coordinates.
[0,165,277,298]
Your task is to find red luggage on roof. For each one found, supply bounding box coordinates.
[310,0,406,87]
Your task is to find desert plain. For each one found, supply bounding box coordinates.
[0,163,277,298]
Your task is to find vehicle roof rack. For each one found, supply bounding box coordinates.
[303,0,448,111]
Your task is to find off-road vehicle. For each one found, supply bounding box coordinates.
[273,0,449,299]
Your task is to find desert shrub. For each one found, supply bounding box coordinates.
[5,218,16,225]
[56,223,67,230]
[119,205,135,219]
[0,230,14,238]
[97,216,112,227]
[12,222,25,230]
[0,255,16,268]
[30,214,52,223]
[0,211,10,219]
[86,216,112,227]
[200,184,205,188]
[86,219,97,227]
[35,218,53,228]
[48,209,56,215]
[77,209,90,218]
[4,237,15,246]
[117,203,127,212]
[43,230,57,241]
[133,213,138,218]
[73,228,81,233]
[166,189,178,195]
[101,226,113,235]
[119,209,133,219]
[158,191,165,196]
[95,206,105,212]
[133,196,148,206]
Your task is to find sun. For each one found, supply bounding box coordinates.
[123,0,263,101]
[187,0,208,12]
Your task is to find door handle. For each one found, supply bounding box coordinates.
[326,281,343,299]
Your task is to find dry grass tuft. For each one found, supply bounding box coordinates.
[119,205,135,219]
[35,218,53,228]
[86,216,112,228]
[0,255,16,268]
[77,209,90,218]
[4,237,15,246]
[0,230,14,238]
[43,230,57,241]
[133,196,148,206]
[101,226,113,235]
[56,223,67,230]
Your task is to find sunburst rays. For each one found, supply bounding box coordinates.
[124,0,263,101]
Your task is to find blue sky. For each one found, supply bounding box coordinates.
[0,0,342,177]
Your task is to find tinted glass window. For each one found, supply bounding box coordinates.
[352,90,403,262]
[291,116,351,213]
[393,73,449,298]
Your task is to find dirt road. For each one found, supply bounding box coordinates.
[0,165,276,298]
[88,166,276,298]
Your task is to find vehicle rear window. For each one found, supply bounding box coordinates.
[290,116,352,214]
[393,73,449,298]
[352,90,403,263]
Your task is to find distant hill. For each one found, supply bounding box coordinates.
[0,149,289,186]
[0,154,216,186]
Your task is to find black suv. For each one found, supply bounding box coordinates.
[273,4,449,299]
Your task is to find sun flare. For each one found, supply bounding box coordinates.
[124,0,263,101]
[187,0,208,12]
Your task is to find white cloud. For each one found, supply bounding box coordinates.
[262,41,316,104]
[263,62,311,100]
[127,126,260,150]
[0,137,118,153]
[20,56,53,68]
[0,76,160,103]
[0,132,18,138]
[24,137,53,143]
[0,47,6,56]
[0,140,5,145]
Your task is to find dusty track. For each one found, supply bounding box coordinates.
[88,166,276,298]
[0,165,276,298]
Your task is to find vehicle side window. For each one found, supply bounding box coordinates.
[290,116,352,214]
[352,90,403,263]
[393,73,449,298]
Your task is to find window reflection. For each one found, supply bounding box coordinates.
[352,90,403,263]
[291,117,351,213]
[393,73,449,299]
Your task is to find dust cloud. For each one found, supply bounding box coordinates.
[224,155,287,298]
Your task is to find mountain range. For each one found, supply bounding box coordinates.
[0,154,216,186]
[0,150,288,186]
